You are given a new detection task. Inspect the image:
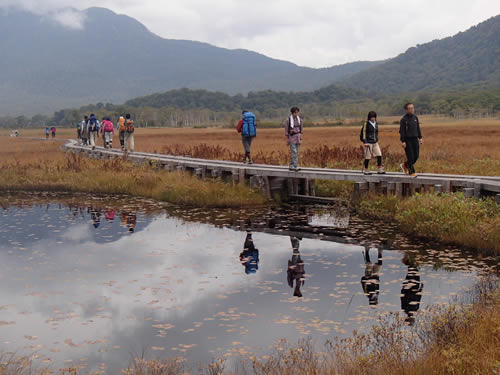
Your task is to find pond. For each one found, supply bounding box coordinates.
[0,193,496,373]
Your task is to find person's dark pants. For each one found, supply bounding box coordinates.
[242,136,253,159]
[404,138,420,174]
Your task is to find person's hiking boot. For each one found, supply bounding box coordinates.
[410,173,418,178]
[241,157,247,164]
[362,168,371,175]
[400,163,409,175]
[377,166,386,174]
[248,159,254,165]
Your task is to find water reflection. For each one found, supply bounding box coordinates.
[240,232,259,274]
[401,254,424,325]
[361,247,383,306]
[287,236,305,298]
[0,193,497,373]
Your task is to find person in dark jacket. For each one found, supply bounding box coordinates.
[360,111,385,175]
[240,231,259,274]
[287,236,305,297]
[399,103,423,177]
[400,253,424,325]
[360,246,383,305]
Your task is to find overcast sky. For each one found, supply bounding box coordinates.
[1,0,499,67]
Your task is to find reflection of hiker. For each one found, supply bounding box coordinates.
[90,208,102,229]
[237,111,257,165]
[101,117,114,149]
[88,114,100,150]
[287,236,305,297]
[239,232,259,274]
[121,212,137,232]
[81,116,89,146]
[51,126,56,138]
[285,107,303,171]
[117,116,126,151]
[124,114,135,153]
[361,247,383,305]
[400,103,423,177]
[105,209,115,222]
[360,111,385,175]
[401,253,424,325]
[45,127,50,140]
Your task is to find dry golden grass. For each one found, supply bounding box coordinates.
[0,136,266,208]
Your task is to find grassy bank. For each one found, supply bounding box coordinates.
[2,277,498,374]
[0,138,266,208]
[357,193,500,255]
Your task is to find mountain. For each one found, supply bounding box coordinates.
[340,15,500,93]
[124,85,366,113]
[0,7,380,115]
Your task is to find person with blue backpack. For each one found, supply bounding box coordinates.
[88,113,100,150]
[237,110,257,164]
[239,231,260,274]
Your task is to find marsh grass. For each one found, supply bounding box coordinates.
[358,193,500,255]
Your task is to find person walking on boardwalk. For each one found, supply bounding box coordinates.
[285,107,303,171]
[237,110,257,164]
[76,121,82,145]
[360,111,385,175]
[88,114,100,150]
[400,103,423,177]
[124,114,135,153]
[400,253,423,325]
[45,127,50,140]
[51,126,56,139]
[81,116,89,146]
[101,117,114,149]
[117,116,126,151]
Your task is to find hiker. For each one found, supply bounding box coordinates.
[124,114,135,153]
[287,236,305,297]
[361,246,383,305]
[237,110,257,164]
[101,117,114,149]
[76,121,82,144]
[117,116,126,151]
[400,103,423,177]
[88,114,100,150]
[239,231,260,274]
[81,116,89,146]
[121,212,137,232]
[360,111,385,175]
[51,126,56,138]
[45,127,50,140]
[285,107,303,171]
[400,253,424,325]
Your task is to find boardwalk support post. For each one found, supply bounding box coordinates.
[353,182,368,200]
[463,188,475,198]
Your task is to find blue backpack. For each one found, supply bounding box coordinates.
[242,112,257,137]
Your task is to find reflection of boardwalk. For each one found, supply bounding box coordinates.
[64,140,500,200]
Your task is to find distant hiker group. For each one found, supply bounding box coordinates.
[77,113,135,152]
[236,102,423,176]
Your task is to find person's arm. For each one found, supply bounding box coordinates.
[417,117,423,144]
[236,119,243,133]
[399,118,406,142]
[360,124,365,143]
[284,119,290,137]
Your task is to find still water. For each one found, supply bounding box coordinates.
[0,194,496,372]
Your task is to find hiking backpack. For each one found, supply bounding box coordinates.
[89,117,99,132]
[242,112,257,137]
[104,121,114,132]
[119,118,126,132]
[125,119,134,133]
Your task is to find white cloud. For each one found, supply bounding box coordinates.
[0,0,499,67]
[51,8,86,29]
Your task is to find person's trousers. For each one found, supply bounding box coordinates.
[119,131,125,148]
[89,131,98,147]
[104,132,113,147]
[125,132,134,152]
[404,138,420,174]
[242,136,253,155]
[289,143,300,169]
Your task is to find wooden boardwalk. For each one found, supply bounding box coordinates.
[63,140,500,201]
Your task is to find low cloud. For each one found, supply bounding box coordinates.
[50,8,86,29]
